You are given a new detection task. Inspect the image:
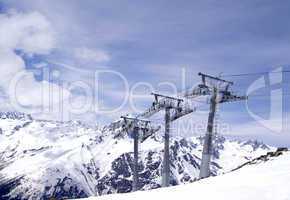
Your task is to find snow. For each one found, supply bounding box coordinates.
[80,152,290,200]
[0,112,275,199]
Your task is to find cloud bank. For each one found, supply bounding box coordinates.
[0,10,70,113]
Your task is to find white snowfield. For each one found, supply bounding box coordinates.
[80,152,290,200]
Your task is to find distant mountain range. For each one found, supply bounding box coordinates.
[0,112,274,200]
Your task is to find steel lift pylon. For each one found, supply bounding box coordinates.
[148,93,194,187]
[108,93,195,187]
[119,116,160,191]
[185,72,247,179]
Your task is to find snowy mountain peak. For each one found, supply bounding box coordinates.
[240,139,270,150]
[0,112,32,121]
[0,114,274,200]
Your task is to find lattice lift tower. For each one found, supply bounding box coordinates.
[185,72,247,179]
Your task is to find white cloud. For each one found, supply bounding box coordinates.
[0,10,55,53]
[0,11,70,114]
[74,47,110,63]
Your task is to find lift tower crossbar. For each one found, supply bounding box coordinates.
[198,72,234,85]
[107,93,194,135]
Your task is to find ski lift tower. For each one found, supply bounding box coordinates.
[120,116,160,191]
[107,92,195,188]
[186,73,247,179]
[149,93,186,187]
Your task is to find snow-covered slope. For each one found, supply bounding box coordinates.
[80,149,290,200]
[0,112,274,200]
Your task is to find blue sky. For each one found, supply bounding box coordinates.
[0,0,290,146]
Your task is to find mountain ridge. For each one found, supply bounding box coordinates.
[0,111,274,199]
[80,150,290,200]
